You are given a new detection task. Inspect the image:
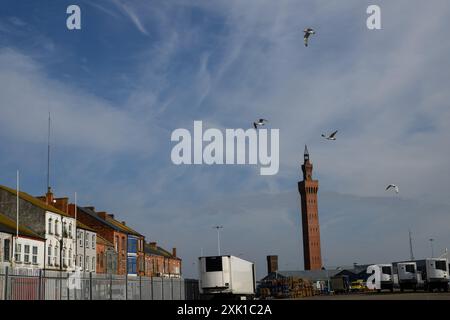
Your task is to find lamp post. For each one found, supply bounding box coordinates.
[429,238,435,258]
[213,226,223,256]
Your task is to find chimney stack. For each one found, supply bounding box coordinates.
[97,211,108,220]
[150,242,157,250]
[108,214,115,220]
[172,248,177,257]
[121,221,126,226]
[267,255,278,274]
[45,187,54,205]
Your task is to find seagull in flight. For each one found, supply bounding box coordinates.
[253,119,268,129]
[386,184,399,194]
[322,130,338,141]
[304,28,316,47]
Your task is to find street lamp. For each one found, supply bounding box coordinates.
[213,226,223,256]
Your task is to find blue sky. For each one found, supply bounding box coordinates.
[1,0,450,278]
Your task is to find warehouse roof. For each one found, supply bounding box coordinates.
[0,185,70,218]
[0,212,45,240]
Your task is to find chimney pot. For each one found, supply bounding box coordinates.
[172,248,177,257]
[121,221,126,226]
[97,211,107,220]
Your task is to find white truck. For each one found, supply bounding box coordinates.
[415,258,449,292]
[393,261,418,292]
[198,255,256,300]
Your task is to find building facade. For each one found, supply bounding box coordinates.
[298,146,323,270]
[76,223,97,272]
[0,186,76,271]
[144,242,181,278]
[96,235,117,274]
[0,213,46,270]
[68,206,128,275]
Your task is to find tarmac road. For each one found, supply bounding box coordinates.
[301,292,450,300]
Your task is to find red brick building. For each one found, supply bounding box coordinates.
[67,206,128,275]
[298,145,323,270]
[96,235,117,274]
[144,242,181,278]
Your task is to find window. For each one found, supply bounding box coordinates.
[3,239,10,262]
[92,257,95,271]
[92,235,95,249]
[79,255,83,268]
[55,220,59,236]
[128,237,137,254]
[382,266,392,275]
[15,243,22,262]
[122,237,126,252]
[68,223,72,238]
[62,248,67,267]
[68,249,72,267]
[115,236,119,251]
[48,218,53,234]
[32,246,38,264]
[48,244,52,265]
[24,245,30,264]
[205,257,223,272]
[435,260,447,271]
[85,256,89,271]
[85,234,89,248]
[63,221,67,237]
[79,231,83,247]
[405,264,415,273]
[54,245,59,265]
[127,256,137,274]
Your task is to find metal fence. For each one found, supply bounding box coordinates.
[0,267,199,300]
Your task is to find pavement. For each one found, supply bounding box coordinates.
[301,292,450,300]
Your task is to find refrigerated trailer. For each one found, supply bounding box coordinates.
[198,255,256,299]
[415,258,449,292]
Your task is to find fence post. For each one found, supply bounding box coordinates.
[171,277,174,300]
[139,275,142,300]
[162,277,164,300]
[125,273,128,300]
[109,273,113,300]
[38,269,42,300]
[151,276,154,300]
[4,267,9,300]
[89,272,93,300]
[66,273,70,300]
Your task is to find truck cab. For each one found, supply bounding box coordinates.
[394,262,418,291]
[415,258,449,292]
[378,264,394,292]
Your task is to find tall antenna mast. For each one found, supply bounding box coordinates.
[47,112,51,191]
[409,229,415,261]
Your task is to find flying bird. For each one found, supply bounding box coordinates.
[304,28,316,47]
[386,184,399,194]
[253,119,268,129]
[322,130,338,141]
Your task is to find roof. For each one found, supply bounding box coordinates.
[77,206,122,232]
[0,212,45,241]
[144,243,180,260]
[0,185,70,218]
[262,265,373,282]
[76,220,96,232]
[105,216,142,237]
[96,235,113,247]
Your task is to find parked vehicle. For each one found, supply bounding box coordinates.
[393,262,418,292]
[415,258,449,292]
[198,255,256,300]
[330,275,350,294]
[350,279,366,292]
[377,264,394,292]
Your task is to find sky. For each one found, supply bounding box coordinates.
[1,0,450,279]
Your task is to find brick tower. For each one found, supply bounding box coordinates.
[298,145,322,270]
